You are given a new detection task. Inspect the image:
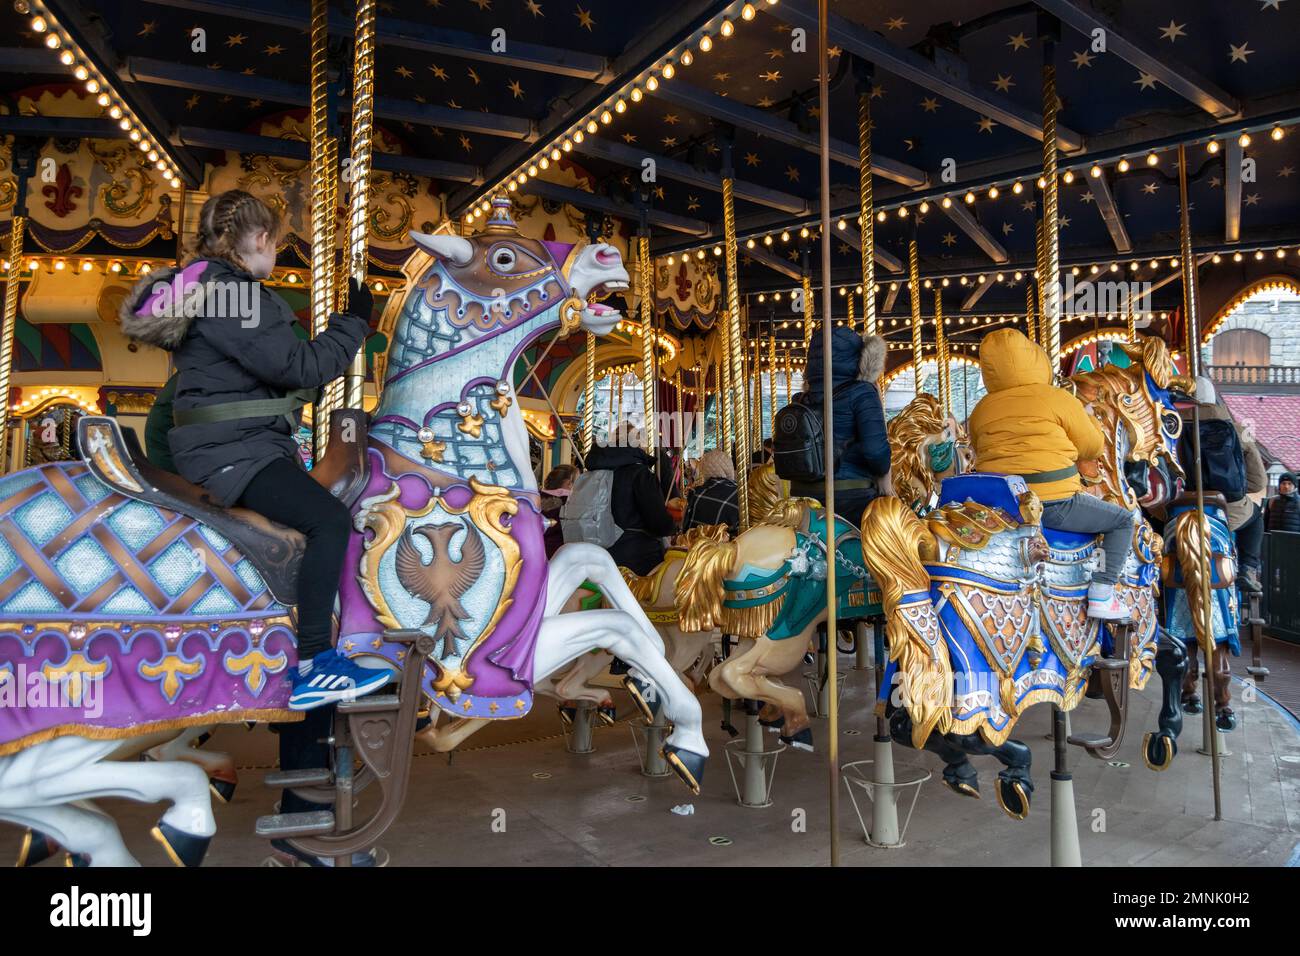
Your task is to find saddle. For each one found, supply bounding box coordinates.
[76,412,370,605]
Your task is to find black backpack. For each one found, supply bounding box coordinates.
[772,382,853,484]
[1178,418,1246,503]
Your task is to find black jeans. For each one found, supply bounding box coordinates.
[1236,502,1264,574]
[235,456,352,658]
[237,456,353,818]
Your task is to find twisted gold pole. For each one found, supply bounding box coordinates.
[767,331,778,441]
[722,177,749,527]
[802,273,814,354]
[719,315,731,455]
[309,0,338,457]
[857,91,878,336]
[583,330,596,455]
[1026,279,1038,346]
[908,239,926,395]
[0,216,24,471]
[342,0,376,409]
[1126,296,1138,344]
[934,289,951,415]
[1040,63,1062,373]
[639,236,656,456]
[846,289,855,331]
[784,346,793,405]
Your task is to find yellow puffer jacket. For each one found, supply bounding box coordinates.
[969,328,1104,501]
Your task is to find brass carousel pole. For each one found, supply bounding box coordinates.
[0,214,24,472]
[342,0,377,409]
[802,269,814,357]
[582,331,596,457]
[1178,143,1223,821]
[1026,281,1039,346]
[1034,220,1047,345]
[908,238,926,396]
[638,234,656,458]
[784,345,793,405]
[309,0,339,458]
[767,328,778,442]
[1126,296,1138,344]
[719,314,732,455]
[934,290,951,415]
[857,72,878,337]
[815,0,841,867]
[721,170,750,526]
[846,289,855,332]
[1040,66,1062,375]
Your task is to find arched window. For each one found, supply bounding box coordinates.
[1212,328,1271,368]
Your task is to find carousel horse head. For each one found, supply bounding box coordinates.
[887,393,969,512]
[1071,335,1189,510]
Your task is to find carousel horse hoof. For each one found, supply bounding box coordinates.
[779,727,814,753]
[1215,708,1237,732]
[1247,665,1270,680]
[557,705,576,728]
[415,710,433,733]
[1182,695,1202,715]
[622,676,660,723]
[995,776,1032,821]
[150,822,212,868]
[720,720,740,738]
[802,652,815,666]
[209,777,238,804]
[16,828,60,867]
[758,714,785,728]
[1142,731,1177,772]
[596,704,617,726]
[63,852,92,868]
[661,745,706,795]
[944,779,981,800]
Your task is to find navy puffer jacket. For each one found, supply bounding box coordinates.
[802,326,891,481]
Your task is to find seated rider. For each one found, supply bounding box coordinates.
[969,328,1133,621]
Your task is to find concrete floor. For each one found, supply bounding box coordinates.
[3,655,1298,867]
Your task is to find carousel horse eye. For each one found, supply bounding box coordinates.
[493,248,516,270]
[486,242,545,277]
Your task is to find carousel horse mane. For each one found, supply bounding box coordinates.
[674,535,738,634]
[888,393,950,508]
[747,462,782,525]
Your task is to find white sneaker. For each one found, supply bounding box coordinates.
[1086,583,1130,621]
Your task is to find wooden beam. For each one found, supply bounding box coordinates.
[572,136,809,215]
[1089,171,1131,253]
[1034,0,1240,120]
[1225,140,1243,244]
[942,203,1009,264]
[961,277,995,311]
[652,82,928,187]
[838,224,903,273]
[743,246,804,281]
[772,0,1083,152]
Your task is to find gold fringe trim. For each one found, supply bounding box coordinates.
[720,592,787,640]
[0,709,301,757]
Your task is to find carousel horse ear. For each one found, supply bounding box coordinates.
[409,231,474,266]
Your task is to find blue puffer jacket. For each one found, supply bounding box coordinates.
[802,326,890,480]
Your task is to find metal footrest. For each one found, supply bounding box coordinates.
[263,768,333,789]
[1067,732,1114,749]
[723,738,786,808]
[337,694,400,715]
[1090,657,1127,672]
[254,810,335,838]
[840,760,931,849]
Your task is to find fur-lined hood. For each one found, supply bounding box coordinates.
[804,326,886,393]
[119,257,246,351]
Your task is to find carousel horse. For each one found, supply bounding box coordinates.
[0,197,706,866]
[886,393,973,514]
[1071,335,1192,767]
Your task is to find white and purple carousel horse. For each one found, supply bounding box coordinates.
[0,197,706,865]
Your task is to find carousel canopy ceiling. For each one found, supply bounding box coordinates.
[5,0,1300,346]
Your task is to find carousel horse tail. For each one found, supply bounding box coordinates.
[859,496,953,749]
[675,536,737,634]
[1172,509,1215,665]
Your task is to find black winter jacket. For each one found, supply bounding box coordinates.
[121,258,368,506]
[1266,490,1300,534]
[585,444,675,574]
[802,325,891,481]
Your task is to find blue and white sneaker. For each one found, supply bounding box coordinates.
[289,649,391,711]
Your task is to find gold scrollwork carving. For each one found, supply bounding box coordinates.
[100,166,155,219]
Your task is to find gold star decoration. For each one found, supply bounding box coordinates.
[1059,216,1071,228]
[1135,72,1157,90]
[744,151,761,166]
[138,21,157,36]
[471,0,491,9]
[1210,175,1223,188]
[663,113,679,125]
[396,65,414,79]
[576,5,594,31]
[760,70,781,82]
[507,79,524,98]
[653,186,665,200]
[765,48,785,59]
[755,96,775,107]
[459,134,473,151]
[828,45,842,58]
[1279,166,1295,178]
[241,67,256,76]
[920,96,940,113]
[785,165,800,182]
[1021,199,1036,212]
[430,64,448,80]
[871,83,886,99]
[1080,191,1095,204]
[263,43,284,56]
[886,16,906,30]
[1142,182,1159,194]
[1002,221,1014,235]
[468,67,481,85]
[1007,32,1030,51]
[448,98,462,109]
[526,0,544,16]
[941,232,957,246]
[1229,42,1255,63]
[185,94,200,110]
[661,136,678,148]
[622,132,637,143]
[248,98,262,108]
[1159,21,1186,42]
[687,195,700,211]
[977,116,997,133]
[714,71,731,81]
[1071,50,1094,68]
[992,73,1015,92]
[1245,193,1261,205]
[225,32,246,47]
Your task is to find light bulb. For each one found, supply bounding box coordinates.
[719,19,734,37]
[1117,158,1131,172]
[699,34,712,53]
